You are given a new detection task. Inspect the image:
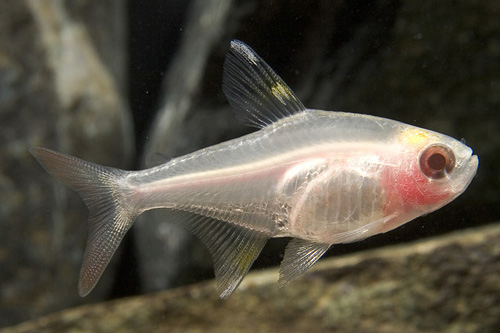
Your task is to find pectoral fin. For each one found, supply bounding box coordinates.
[171,211,269,298]
[278,238,330,286]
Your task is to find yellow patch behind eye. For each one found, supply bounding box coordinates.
[399,128,432,146]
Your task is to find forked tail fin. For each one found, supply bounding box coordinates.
[30,147,137,296]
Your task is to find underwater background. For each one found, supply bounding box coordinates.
[1,0,499,331]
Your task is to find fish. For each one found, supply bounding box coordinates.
[30,40,479,298]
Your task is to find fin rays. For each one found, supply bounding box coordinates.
[30,148,135,296]
[279,238,330,286]
[170,210,268,298]
[223,40,306,128]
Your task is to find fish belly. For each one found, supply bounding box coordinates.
[279,157,387,244]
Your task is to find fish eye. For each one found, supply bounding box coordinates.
[419,144,455,179]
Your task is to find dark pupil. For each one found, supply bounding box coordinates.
[428,153,446,171]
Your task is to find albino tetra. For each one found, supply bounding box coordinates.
[31,40,478,298]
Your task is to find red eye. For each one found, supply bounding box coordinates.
[419,144,455,179]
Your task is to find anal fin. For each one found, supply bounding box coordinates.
[278,238,330,286]
[171,211,269,298]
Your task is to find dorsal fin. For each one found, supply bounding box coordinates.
[222,40,306,128]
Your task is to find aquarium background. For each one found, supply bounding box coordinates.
[1,0,499,331]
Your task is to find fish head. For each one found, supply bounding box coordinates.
[390,126,479,215]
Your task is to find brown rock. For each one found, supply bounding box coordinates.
[0,0,132,327]
[5,223,500,332]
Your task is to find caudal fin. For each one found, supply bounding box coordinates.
[30,147,136,296]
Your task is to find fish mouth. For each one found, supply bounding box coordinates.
[449,152,478,195]
[462,153,479,188]
[465,144,478,170]
[469,154,479,170]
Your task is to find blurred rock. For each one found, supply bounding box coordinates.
[6,223,500,332]
[0,0,132,327]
